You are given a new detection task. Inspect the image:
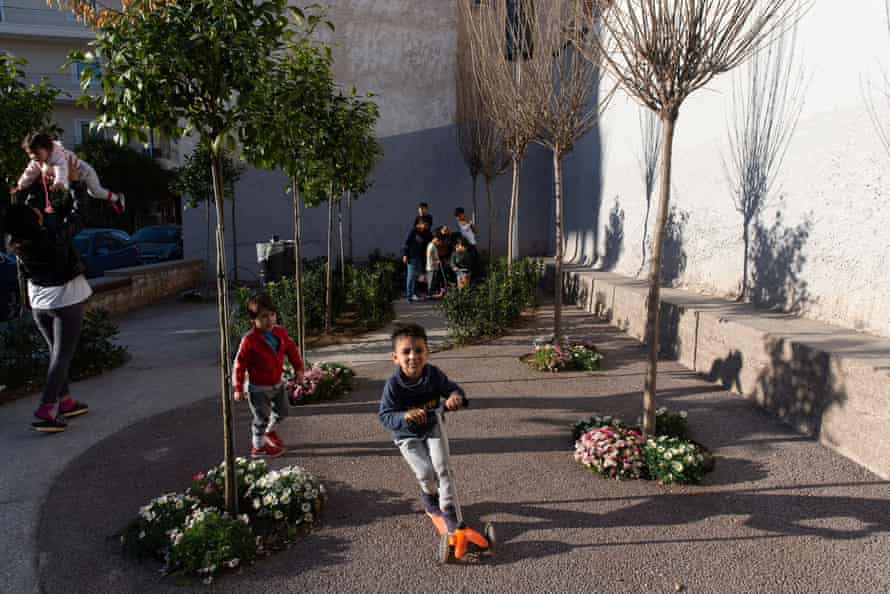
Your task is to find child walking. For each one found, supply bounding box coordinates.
[233,293,304,458]
[15,132,125,214]
[379,323,468,534]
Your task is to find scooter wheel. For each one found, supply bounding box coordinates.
[482,523,496,556]
[438,533,454,564]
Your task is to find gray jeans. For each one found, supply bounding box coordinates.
[396,424,455,511]
[247,385,288,448]
[78,161,111,199]
[33,301,86,405]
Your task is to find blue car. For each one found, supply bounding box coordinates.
[73,228,140,278]
[0,252,20,321]
[128,225,183,264]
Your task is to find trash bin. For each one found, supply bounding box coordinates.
[257,240,296,284]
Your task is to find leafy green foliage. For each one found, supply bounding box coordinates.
[0,308,128,390]
[287,361,355,405]
[166,508,255,580]
[643,436,708,485]
[121,493,200,560]
[347,261,397,326]
[171,144,244,208]
[640,406,690,440]
[525,338,604,372]
[0,53,60,207]
[438,257,542,343]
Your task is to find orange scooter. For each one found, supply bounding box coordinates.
[427,408,495,564]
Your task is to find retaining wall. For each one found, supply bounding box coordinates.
[88,259,204,316]
[557,265,890,480]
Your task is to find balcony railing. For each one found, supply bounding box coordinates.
[0,3,89,28]
[22,70,100,95]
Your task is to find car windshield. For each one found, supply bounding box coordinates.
[73,236,90,254]
[131,227,178,243]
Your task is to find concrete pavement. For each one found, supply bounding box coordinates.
[28,302,890,594]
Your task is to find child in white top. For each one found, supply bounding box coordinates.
[425,234,445,298]
[453,206,477,246]
[15,133,126,214]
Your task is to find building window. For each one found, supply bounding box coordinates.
[72,61,102,88]
[0,0,6,23]
[75,119,108,146]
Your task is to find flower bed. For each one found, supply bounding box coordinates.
[522,337,603,372]
[120,457,326,583]
[286,361,355,405]
[572,408,713,485]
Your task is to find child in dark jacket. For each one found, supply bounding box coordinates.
[401,217,432,302]
[233,293,304,458]
[379,323,468,534]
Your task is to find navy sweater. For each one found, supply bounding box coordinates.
[379,364,468,440]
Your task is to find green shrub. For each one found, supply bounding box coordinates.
[526,337,603,372]
[70,308,130,380]
[166,508,255,582]
[347,261,396,326]
[0,308,128,390]
[639,406,690,440]
[286,361,355,405]
[643,436,707,485]
[438,257,542,344]
[188,457,269,511]
[571,413,626,442]
[245,465,326,543]
[121,493,200,559]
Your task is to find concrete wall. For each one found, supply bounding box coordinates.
[183,0,554,281]
[561,0,890,338]
[562,268,890,480]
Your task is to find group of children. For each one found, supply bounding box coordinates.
[234,293,467,533]
[402,202,479,302]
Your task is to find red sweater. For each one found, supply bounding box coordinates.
[232,326,304,393]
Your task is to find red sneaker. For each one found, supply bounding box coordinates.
[111,193,126,215]
[264,431,284,448]
[250,443,284,458]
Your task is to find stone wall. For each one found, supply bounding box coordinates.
[560,266,890,480]
[88,259,203,316]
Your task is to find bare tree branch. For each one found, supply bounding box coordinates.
[863,0,890,159]
[636,106,661,277]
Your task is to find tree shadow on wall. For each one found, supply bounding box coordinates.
[598,196,625,271]
[658,205,689,287]
[750,211,812,313]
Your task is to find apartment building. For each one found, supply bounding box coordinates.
[0,0,180,158]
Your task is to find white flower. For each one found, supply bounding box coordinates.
[253,498,261,509]
[679,410,688,418]
[263,495,273,506]
[672,461,684,473]
[274,510,284,520]
[281,494,291,505]
[175,500,184,509]
[664,452,673,460]
[301,503,311,513]
[138,531,146,539]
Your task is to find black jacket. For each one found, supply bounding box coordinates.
[402,227,432,264]
[14,182,88,287]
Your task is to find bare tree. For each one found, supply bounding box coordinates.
[460,0,543,271]
[581,0,806,435]
[635,107,661,277]
[519,0,609,341]
[864,1,890,158]
[456,15,510,256]
[724,25,805,301]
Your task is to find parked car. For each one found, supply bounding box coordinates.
[128,225,183,264]
[73,228,140,278]
[0,252,20,321]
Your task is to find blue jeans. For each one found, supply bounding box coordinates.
[406,261,419,300]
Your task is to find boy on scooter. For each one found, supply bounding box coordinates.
[379,323,468,535]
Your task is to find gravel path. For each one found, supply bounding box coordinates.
[38,303,890,594]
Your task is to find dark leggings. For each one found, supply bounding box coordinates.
[33,301,86,405]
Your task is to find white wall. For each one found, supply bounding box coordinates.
[562,0,890,338]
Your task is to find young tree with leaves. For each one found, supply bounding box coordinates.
[71,0,305,512]
[582,0,805,435]
[171,144,244,292]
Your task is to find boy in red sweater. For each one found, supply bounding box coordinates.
[233,293,304,458]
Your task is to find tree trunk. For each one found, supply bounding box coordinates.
[642,115,677,437]
[471,174,478,225]
[230,193,238,285]
[637,190,652,278]
[205,197,212,295]
[347,191,353,263]
[553,147,564,341]
[210,153,237,514]
[325,191,334,333]
[292,177,305,356]
[486,177,494,265]
[741,222,750,301]
[338,197,345,289]
[507,156,520,272]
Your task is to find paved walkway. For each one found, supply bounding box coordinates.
[6,299,890,593]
